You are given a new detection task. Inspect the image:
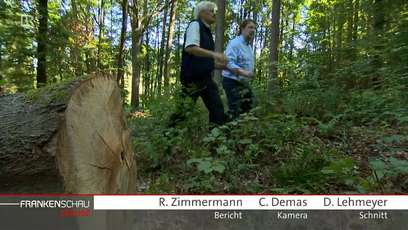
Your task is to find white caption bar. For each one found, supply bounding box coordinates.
[94,195,408,210]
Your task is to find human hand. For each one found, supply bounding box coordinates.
[241,70,254,78]
[212,52,228,65]
[214,61,228,69]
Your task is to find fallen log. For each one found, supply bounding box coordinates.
[0,74,136,193]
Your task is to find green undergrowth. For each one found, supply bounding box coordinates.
[129,80,407,194]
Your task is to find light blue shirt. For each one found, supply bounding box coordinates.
[222,35,254,81]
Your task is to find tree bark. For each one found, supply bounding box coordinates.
[163,0,177,94]
[154,21,160,95]
[352,0,359,41]
[130,23,142,110]
[97,0,105,69]
[144,29,150,100]
[69,0,83,77]
[289,12,296,61]
[36,0,48,87]
[143,0,150,101]
[175,17,181,84]
[117,0,128,87]
[347,0,353,44]
[128,0,169,106]
[0,74,136,193]
[156,4,168,96]
[335,2,345,67]
[0,49,3,94]
[279,3,284,49]
[129,0,143,110]
[371,0,385,88]
[268,0,281,92]
[214,0,226,81]
[252,1,258,63]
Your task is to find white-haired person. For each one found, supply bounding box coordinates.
[169,1,228,129]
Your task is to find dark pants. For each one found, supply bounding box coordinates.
[169,79,225,127]
[223,77,254,120]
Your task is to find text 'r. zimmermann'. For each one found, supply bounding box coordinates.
[159,197,243,207]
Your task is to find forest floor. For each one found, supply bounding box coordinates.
[130,86,408,194]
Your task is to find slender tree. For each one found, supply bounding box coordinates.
[36,0,48,87]
[352,0,359,41]
[163,0,177,93]
[156,3,169,96]
[268,0,281,92]
[117,0,128,87]
[97,0,105,69]
[214,0,226,81]
[130,0,142,109]
[129,0,171,109]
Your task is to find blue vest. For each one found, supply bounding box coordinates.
[180,19,215,86]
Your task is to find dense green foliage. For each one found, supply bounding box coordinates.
[1,0,407,193]
[129,0,408,194]
[131,80,407,193]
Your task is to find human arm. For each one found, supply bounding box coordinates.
[225,44,253,78]
[184,21,227,64]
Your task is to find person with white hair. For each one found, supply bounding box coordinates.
[169,1,228,128]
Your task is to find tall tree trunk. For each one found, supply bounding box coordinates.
[268,0,281,92]
[335,2,345,67]
[345,0,357,61]
[97,0,105,69]
[257,26,265,84]
[128,0,168,106]
[85,5,95,73]
[328,15,334,72]
[0,47,3,93]
[373,0,385,33]
[352,0,359,41]
[130,21,142,110]
[130,0,142,110]
[156,4,168,96]
[144,29,150,100]
[347,0,354,44]
[371,0,385,88]
[163,0,177,93]
[36,0,48,87]
[110,0,113,37]
[70,0,82,76]
[279,3,284,50]
[289,12,296,61]
[142,0,150,101]
[214,0,226,82]
[282,13,288,79]
[116,0,128,87]
[175,17,181,84]
[252,1,258,61]
[154,21,160,95]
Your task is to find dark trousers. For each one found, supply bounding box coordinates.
[169,79,225,127]
[223,77,254,120]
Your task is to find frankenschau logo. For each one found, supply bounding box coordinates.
[20,199,91,208]
[0,199,92,217]
[20,199,92,217]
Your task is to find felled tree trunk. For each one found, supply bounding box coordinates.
[0,74,136,194]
